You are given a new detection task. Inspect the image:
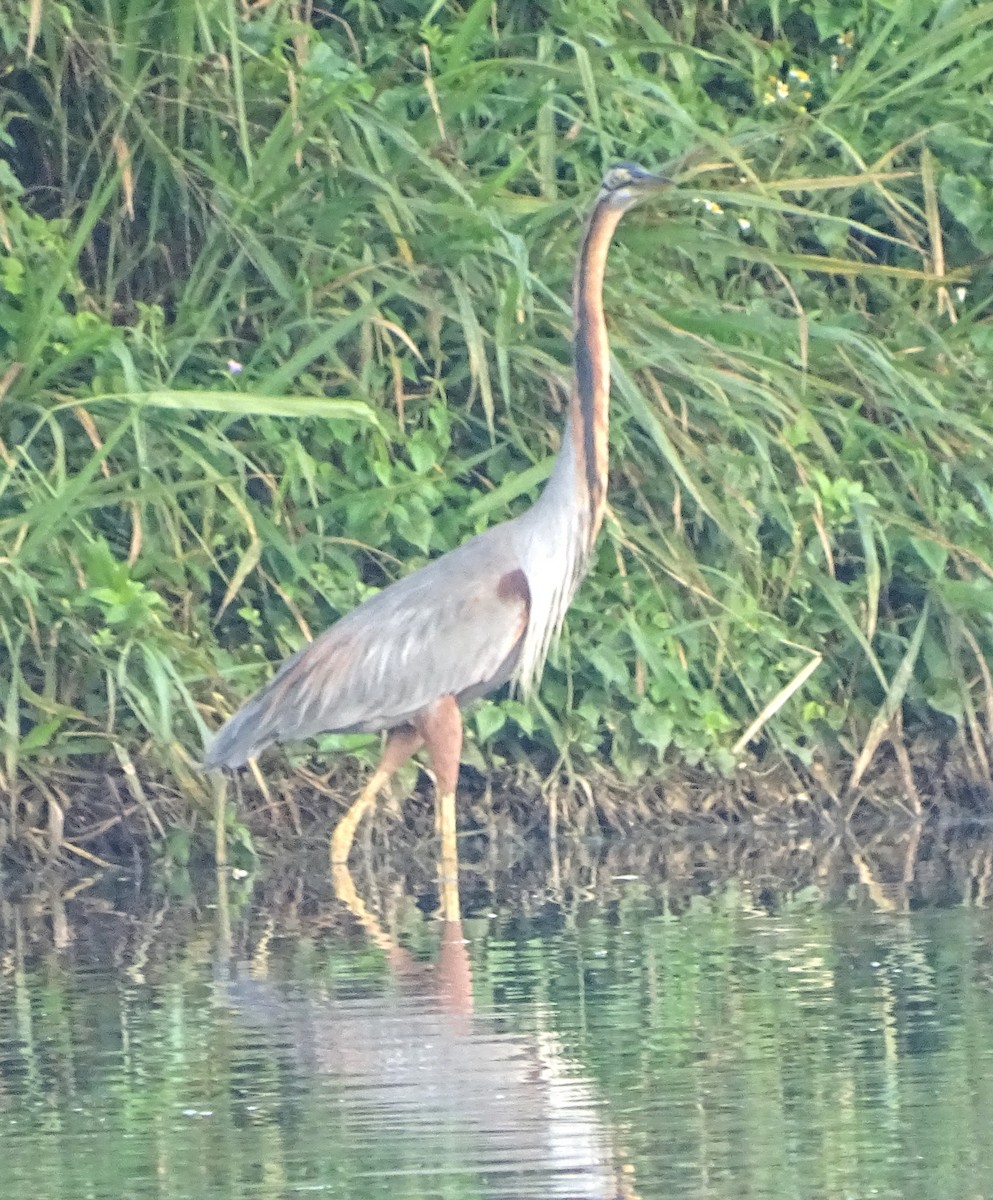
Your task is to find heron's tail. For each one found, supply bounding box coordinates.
[203,637,322,770]
[203,690,280,770]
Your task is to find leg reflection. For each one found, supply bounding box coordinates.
[327,844,641,1196]
[331,840,467,1016]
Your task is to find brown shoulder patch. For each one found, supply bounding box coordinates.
[496,568,531,608]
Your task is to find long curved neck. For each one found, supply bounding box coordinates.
[569,198,625,544]
[511,196,629,697]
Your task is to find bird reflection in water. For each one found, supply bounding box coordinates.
[224,845,640,1199]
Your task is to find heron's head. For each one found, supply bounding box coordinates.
[597,161,671,211]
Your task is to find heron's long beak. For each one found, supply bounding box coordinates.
[632,170,674,192]
[623,166,671,189]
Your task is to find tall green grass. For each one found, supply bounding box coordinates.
[1,0,992,852]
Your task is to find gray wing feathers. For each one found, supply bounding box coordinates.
[204,530,528,768]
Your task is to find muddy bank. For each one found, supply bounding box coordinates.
[1,734,992,873]
[3,819,993,966]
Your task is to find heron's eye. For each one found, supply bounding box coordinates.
[607,168,633,190]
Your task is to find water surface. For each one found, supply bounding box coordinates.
[2,826,992,1198]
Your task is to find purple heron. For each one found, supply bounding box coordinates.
[205,163,670,862]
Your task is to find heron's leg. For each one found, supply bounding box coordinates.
[414,696,463,908]
[330,726,423,865]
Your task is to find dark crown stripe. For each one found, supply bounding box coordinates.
[572,203,612,532]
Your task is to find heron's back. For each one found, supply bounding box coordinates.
[204,522,531,768]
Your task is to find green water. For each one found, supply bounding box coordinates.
[2,830,993,1199]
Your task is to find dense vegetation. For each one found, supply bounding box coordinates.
[1,0,992,855]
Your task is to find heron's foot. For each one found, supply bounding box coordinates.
[330,804,369,865]
[437,865,461,923]
[331,860,359,906]
[330,773,385,865]
[329,824,354,866]
[382,791,404,823]
[435,792,460,922]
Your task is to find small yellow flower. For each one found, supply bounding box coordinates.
[837,31,854,47]
[776,79,790,99]
[830,54,841,71]
[763,90,777,105]
[788,67,811,83]
[694,197,724,215]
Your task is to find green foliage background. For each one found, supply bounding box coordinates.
[1,0,993,833]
